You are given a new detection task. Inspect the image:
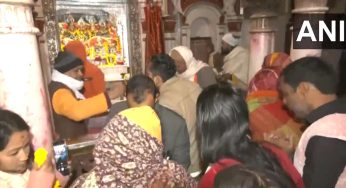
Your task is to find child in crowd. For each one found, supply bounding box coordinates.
[119,74,161,142]
[71,75,195,187]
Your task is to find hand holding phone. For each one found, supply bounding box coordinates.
[53,140,70,176]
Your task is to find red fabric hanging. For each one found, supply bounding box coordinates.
[144,0,165,67]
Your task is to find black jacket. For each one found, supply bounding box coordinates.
[302,97,346,188]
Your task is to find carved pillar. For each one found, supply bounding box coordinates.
[290,0,329,61]
[42,0,59,64]
[128,0,143,74]
[175,13,182,45]
[0,0,53,150]
[181,24,190,47]
[248,12,276,81]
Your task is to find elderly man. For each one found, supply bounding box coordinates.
[147,53,202,174]
[215,33,250,88]
[169,45,216,89]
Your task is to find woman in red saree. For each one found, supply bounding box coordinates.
[247,52,303,153]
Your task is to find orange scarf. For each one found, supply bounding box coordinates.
[64,41,106,98]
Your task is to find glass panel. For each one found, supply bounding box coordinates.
[57,0,129,70]
[43,0,142,76]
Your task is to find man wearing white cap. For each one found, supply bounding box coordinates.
[220,33,250,87]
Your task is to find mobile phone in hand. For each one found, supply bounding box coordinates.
[53,140,70,176]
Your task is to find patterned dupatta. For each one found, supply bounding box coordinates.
[247,91,303,148]
[71,115,196,188]
[246,52,302,147]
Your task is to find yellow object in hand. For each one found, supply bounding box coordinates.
[34,148,48,168]
[54,180,61,188]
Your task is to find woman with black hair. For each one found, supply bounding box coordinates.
[214,164,293,188]
[196,83,303,188]
[0,109,63,188]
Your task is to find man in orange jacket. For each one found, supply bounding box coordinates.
[48,51,124,139]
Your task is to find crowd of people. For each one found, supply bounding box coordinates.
[1,32,345,188]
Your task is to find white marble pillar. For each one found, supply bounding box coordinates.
[164,32,177,52]
[175,13,182,45]
[290,0,329,61]
[249,32,275,80]
[0,0,53,151]
[248,13,276,82]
